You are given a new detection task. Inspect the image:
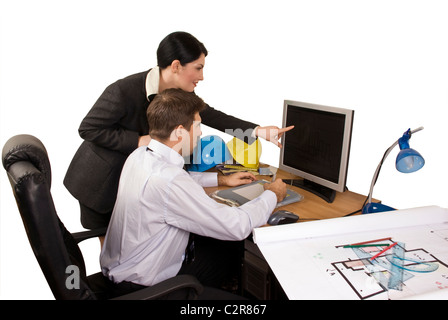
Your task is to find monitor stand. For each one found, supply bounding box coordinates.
[284,179,336,203]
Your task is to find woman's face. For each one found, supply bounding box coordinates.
[175,53,205,92]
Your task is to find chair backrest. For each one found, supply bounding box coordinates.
[2,134,97,299]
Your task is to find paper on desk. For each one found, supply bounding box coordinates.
[253,206,448,300]
[253,205,448,244]
[233,182,265,199]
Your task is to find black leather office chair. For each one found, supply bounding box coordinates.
[2,134,203,300]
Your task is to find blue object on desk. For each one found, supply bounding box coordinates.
[362,202,396,214]
[186,135,231,172]
[362,127,425,214]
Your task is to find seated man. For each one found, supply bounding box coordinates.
[100,88,287,299]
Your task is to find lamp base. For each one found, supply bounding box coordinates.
[362,202,396,214]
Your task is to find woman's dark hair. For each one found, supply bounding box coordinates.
[157,31,208,69]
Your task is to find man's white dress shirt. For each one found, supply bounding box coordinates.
[100,139,277,286]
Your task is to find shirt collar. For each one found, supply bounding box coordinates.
[145,66,160,101]
[147,139,185,168]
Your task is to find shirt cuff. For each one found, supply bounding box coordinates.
[261,190,278,211]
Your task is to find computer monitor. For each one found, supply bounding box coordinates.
[279,100,354,203]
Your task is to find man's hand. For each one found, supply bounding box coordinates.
[263,178,287,203]
[218,172,256,187]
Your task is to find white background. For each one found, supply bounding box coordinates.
[1,0,447,299]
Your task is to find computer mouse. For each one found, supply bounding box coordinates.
[267,210,299,226]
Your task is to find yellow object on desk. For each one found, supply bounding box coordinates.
[226,137,262,169]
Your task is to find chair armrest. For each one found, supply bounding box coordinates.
[112,274,203,300]
[72,227,107,244]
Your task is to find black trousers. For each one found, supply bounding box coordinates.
[79,202,111,229]
[177,235,244,288]
[111,280,245,300]
[111,235,246,300]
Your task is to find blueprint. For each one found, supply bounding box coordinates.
[330,229,448,299]
[254,206,448,299]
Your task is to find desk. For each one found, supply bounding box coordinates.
[204,167,374,299]
[204,168,370,222]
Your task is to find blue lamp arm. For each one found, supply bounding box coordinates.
[398,128,412,150]
[364,126,424,212]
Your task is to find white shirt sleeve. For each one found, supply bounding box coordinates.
[188,171,218,188]
[163,171,277,241]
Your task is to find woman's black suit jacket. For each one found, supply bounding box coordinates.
[64,70,259,214]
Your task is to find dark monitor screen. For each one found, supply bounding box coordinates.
[279,100,354,202]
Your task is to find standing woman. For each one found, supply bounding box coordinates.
[64,31,292,231]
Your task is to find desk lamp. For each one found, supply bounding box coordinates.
[362,127,425,214]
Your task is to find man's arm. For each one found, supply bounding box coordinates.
[164,172,280,241]
[217,172,256,187]
[189,171,256,188]
[219,173,287,202]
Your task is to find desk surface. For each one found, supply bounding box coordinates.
[204,167,371,222]
[204,166,375,300]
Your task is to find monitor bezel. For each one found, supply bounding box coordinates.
[279,99,354,194]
